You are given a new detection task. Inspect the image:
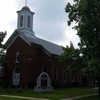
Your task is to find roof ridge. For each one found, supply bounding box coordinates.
[37,37,62,47]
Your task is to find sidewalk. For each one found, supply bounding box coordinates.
[0,93,98,100]
[60,93,98,100]
[0,94,50,100]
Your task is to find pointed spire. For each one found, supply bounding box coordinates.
[25,0,27,6]
[21,0,30,11]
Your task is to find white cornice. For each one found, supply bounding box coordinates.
[6,34,31,50]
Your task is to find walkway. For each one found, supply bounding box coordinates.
[60,93,98,100]
[0,93,98,100]
[0,94,49,100]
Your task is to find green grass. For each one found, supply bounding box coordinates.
[0,87,98,100]
[0,96,29,100]
[75,95,100,100]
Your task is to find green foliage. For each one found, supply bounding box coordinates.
[58,42,83,74]
[0,31,6,52]
[0,31,6,65]
[62,0,100,85]
[0,55,6,65]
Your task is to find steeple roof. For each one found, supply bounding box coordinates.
[21,6,30,11]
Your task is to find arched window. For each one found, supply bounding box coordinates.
[72,75,75,82]
[63,67,68,82]
[41,74,47,79]
[64,71,67,81]
[15,67,20,73]
[13,67,20,86]
[42,67,46,72]
[27,15,31,28]
[16,52,19,62]
[54,67,58,80]
[79,71,82,82]
[20,15,23,27]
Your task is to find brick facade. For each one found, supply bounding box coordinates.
[6,36,89,87]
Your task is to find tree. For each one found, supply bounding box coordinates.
[0,31,7,86]
[58,42,82,73]
[60,0,100,95]
[0,31,6,64]
[0,31,6,52]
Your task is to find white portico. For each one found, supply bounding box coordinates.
[34,72,54,92]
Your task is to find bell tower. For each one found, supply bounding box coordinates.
[17,5,35,34]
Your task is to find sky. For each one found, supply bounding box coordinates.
[0,0,80,48]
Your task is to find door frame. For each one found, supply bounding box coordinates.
[13,67,20,86]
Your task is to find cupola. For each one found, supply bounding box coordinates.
[17,6,35,35]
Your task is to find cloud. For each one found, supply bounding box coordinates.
[55,22,80,48]
[32,1,69,43]
[31,0,79,47]
[2,0,79,48]
[0,0,17,42]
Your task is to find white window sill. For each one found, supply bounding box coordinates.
[15,61,19,63]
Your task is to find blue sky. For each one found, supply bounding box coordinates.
[0,0,80,47]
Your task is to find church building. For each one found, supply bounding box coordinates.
[5,5,87,87]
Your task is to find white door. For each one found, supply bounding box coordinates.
[13,73,20,86]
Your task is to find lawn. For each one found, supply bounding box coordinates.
[0,87,98,100]
[75,95,100,100]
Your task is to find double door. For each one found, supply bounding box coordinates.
[13,73,20,86]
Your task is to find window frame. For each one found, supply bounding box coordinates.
[27,15,31,28]
[20,15,23,27]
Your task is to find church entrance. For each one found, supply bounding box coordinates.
[41,74,48,87]
[34,72,54,92]
[13,67,20,86]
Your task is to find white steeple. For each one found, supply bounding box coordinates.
[25,0,27,6]
[17,5,35,35]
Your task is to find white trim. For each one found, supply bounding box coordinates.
[13,67,20,86]
[39,72,49,79]
[19,35,31,45]
[15,61,19,63]
[42,48,51,57]
[38,72,50,87]
[6,34,31,50]
[54,67,58,80]
[6,34,19,49]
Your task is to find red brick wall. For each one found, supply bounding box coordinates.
[6,36,87,87]
[6,36,57,86]
[6,36,43,86]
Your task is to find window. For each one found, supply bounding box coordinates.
[64,71,67,82]
[20,15,23,27]
[72,75,75,82]
[16,52,19,63]
[27,15,31,28]
[42,67,46,72]
[54,67,58,80]
[15,67,20,73]
[79,71,82,82]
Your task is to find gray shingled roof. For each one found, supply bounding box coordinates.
[6,29,64,56]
